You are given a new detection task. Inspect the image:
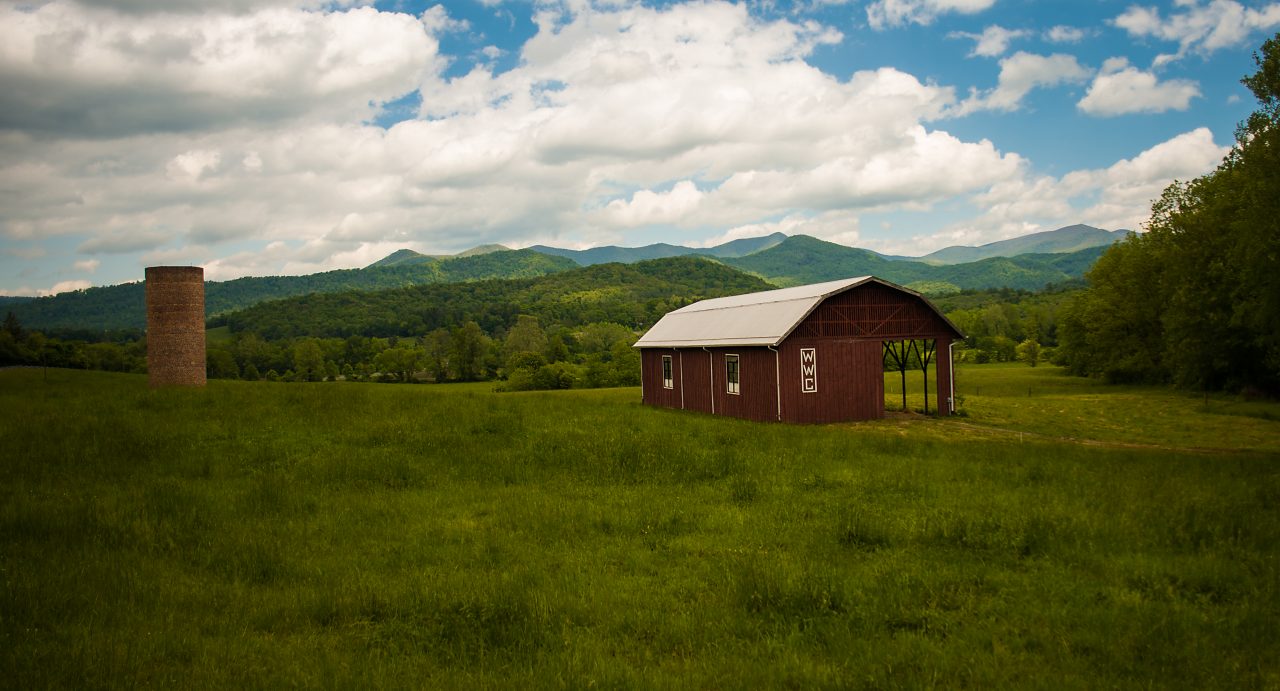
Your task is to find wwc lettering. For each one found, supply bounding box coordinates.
[801,348,817,393]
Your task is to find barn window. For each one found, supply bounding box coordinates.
[726,354,740,395]
[662,355,673,389]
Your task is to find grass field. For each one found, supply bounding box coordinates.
[2,365,1278,688]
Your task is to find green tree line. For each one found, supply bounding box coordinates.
[1057,34,1280,393]
[0,312,145,373]
[205,317,640,390]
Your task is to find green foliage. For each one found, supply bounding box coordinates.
[1,367,1277,688]
[936,286,1080,363]
[221,256,771,340]
[1016,338,1041,367]
[904,280,960,296]
[1058,33,1280,392]
[0,312,145,373]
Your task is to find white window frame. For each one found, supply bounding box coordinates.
[725,354,740,395]
[661,355,674,389]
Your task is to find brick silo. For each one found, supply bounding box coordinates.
[145,266,206,387]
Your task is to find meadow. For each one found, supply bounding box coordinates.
[1,364,1277,688]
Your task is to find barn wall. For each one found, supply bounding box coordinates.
[640,349,683,409]
[778,338,883,423]
[678,350,712,415]
[707,347,780,423]
[640,347,780,421]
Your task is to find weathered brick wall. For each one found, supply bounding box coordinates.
[145,266,206,387]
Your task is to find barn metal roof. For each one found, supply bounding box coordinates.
[634,275,879,348]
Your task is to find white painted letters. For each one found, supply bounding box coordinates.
[800,347,817,393]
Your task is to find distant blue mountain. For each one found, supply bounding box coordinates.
[915,224,1130,265]
[529,232,787,266]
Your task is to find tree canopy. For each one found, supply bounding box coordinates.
[1057,33,1280,393]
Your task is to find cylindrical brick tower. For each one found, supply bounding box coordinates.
[145,266,206,387]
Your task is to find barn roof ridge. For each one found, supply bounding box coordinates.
[670,276,873,314]
[634,274,960,349]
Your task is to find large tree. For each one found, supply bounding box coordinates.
[1058,33,1280,392]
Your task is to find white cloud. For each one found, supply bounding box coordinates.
[0,2,440,137]
[1113,0,1280,65]
[1078,57,1200,116]
[73,259,101,273]
[43,280,92,296]
[700,211,864,249]
[600,181,705,228]
[71,0,370,14]
[866,0,998,29]
[954,51,1091,114]
[0,1,1038,283]
[905,127,1229,252]
[420,4,469,34]
[166,150,222,182]
[950,25,1029,57]
[1045,25,1087,43]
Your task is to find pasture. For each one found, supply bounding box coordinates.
[1,365,1277,688]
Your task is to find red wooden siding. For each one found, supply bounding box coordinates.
[792,283,956,341]
[778,339,882,423]
[640,349,682,409]
[708,348,779,422]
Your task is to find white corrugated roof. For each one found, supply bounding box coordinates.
[634,276,873,348]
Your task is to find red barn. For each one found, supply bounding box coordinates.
[634,276,964,423]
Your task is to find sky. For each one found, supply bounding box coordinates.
[1,0,1277,295]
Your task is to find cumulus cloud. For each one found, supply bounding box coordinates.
[7,0,1197,287]
[1045,25,1087,43]
[902,127,1230,252]
[953,51,1091,114]
[866,0,998,29]
[0,2,440,137]
[1113,0,1280,65]
[43,279,92,296]
[73,258,101,272]
[73,0,370,15]
[949,25,1030,57]
[699,211,864,249]
[1078,57,1201,116]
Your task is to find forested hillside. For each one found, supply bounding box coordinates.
[7,249,578,331]
[217,256,772,340]
[192,257,774,388]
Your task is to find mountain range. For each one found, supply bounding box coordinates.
[367,224,1126,268]
[5,224,1124,333]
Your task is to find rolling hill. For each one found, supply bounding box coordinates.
[366,244,512,267]
[719,235,1104,290]
[917,224,1129,264]
[7,226,1117,334]
[9,248,577,332]
[528,232,787,266]
[219,256,775,340]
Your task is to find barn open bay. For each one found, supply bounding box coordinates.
[2,366,1277,688]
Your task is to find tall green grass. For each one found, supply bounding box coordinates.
[2,367,1278,688]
